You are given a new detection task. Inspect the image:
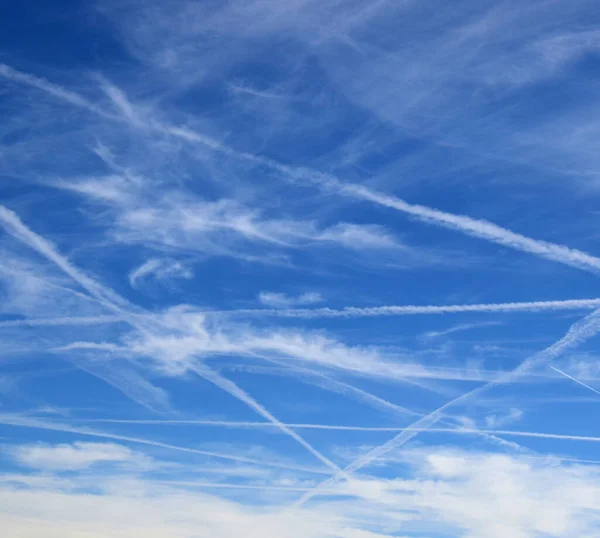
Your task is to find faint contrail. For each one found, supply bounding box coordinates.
[158,480,341,493]
[255,358,424,416]
[0,315,122,328]
[294,384,480,506]
[0,64,115,119]
[71,418,600,441]
[0,206,344,473]
[295,306,600,506]
[0,206,133,314]
[550,365,600,397]
[190,364,345,476]
[0,415,329,474]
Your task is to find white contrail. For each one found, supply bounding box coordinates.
[2,297,598,328]
[293,385,480,506]
[0,206,132,313]
[0,415,328,474]
[67,358,171,414]
[4,63,600,274]
[255,358,423,417]
[1,207,341,473]
[295,306,600,506]
[513,309,600,377]
[2,207,340,472]
[70,418,600,442]
[4,64,600,485]
[190,364,345,476]
[326,181,600,274]
[213,298,600,319]
[550,366,600,397]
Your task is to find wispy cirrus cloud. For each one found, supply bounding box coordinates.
[12,441,152,471]
[3,1,600,536]
[128,258,193,290]
[258,291,323,308]
[52,172,412,266]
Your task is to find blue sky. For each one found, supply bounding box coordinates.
[2,0,600,536]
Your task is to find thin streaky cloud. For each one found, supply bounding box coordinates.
[0,415,329,475]
[157,480,340,493]
[1,207,340,472]
[95,73,144,126]
[4,64,600,274]
[260,359,423,418]
[297,306,600,505]
[7,6,600,536]
[258,291,323,308]
[294,382,484,507]
[421,321,502,340]
[0,64,115,120]
[0,315,122,328]
[128,258,193,289]
[550,365,600,397]
[327,181,600,275]
[63,358,171,414]
[71,418,600,442]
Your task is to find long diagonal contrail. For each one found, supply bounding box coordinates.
[3,63,600,274]
[0,206,341,474]
[295,307,600,506]
[550,366,600,397]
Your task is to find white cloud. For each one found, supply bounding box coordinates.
[258,291,323,308]
[4,7,600,537]
[57,306,506,383]
[484,408,524,429]
[12,442,150,471]
[0,482,374,538]
[53,174,406,263]
[413,450,600,538]
[316,223,400,250]
[2,447,600,537]
[128,258,193,289]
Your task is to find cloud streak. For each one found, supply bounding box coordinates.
[258,291,323,308]
[4,63,600,275]
[297,305,600,505]
[0,414,328,475]
[128,258,193,289]
[0,206,343,475]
